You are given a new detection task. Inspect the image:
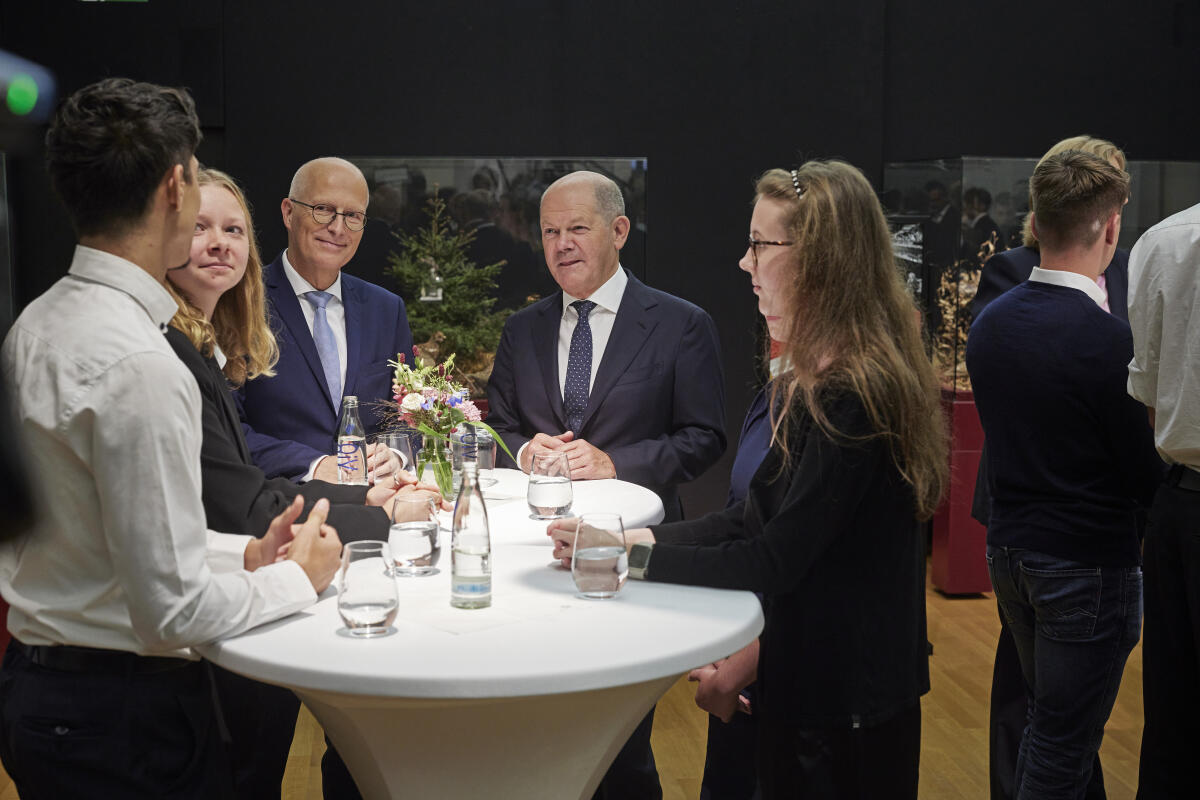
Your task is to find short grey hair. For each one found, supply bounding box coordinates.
[542,171,625,222]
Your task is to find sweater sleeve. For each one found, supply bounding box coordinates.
[648,396,893,594]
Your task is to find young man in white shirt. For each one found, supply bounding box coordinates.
[0,77,342,798]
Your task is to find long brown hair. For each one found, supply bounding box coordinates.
[168,167,277,386]
[757,161,948,519]
[1020,135,1126,249]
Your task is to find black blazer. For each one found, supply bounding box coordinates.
[969,246,1131,525]
[165,327,388,541]
[486,270,727,521]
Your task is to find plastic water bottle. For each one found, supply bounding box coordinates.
[336,396,368,485]
[451,461,491,608]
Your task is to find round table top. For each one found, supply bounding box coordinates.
[199,469,764,699]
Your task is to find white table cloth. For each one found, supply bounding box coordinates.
[200,469,763,800]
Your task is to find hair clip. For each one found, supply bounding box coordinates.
[790,169,805,198]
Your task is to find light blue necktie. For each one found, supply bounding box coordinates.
[304,290,341,407]
[564,300,596,433]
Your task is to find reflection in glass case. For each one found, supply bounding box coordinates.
[883,157,1200,393]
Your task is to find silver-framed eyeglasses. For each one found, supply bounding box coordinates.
[748,236,794,268]
[289,198,368,232]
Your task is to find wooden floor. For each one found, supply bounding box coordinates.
[0,565,1144,799]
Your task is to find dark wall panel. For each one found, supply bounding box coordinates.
[7,1,1193,517]
[883,0,1200,161]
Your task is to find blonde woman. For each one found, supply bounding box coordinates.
[165,167,438,798]
[552,161,948,799]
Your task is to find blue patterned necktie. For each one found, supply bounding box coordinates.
[304,290,341,407]
[563,300,596,434]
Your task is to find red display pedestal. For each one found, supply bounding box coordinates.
[931,389,991,595]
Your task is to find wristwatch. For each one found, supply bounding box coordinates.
[628,542,654,580]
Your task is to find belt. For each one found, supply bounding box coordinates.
[12,640,193,674]
[1167,464,1200,492]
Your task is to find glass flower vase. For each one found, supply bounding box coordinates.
[417,434,455,500]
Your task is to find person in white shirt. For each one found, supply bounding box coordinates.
[0,77,342,799]
[1126,200,1200,798]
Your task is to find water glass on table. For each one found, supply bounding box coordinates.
[338,541,398,637]
[571,513,628,599]
[528,452,572,520]
[388,495,441,576]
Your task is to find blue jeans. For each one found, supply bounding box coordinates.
[986,546,1141,800]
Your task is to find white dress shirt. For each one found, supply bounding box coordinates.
[556,265,627,395]
[1027,265,1109,308]
[0,246,315,657]
[1126,202,1200,470]
[516,267,627,468]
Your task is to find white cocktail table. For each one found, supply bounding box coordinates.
[200,469,763,799]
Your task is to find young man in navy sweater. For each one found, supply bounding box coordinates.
[967,151,1162,800]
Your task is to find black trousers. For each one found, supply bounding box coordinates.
[756,702,921,800]
[700,705,760,800]
[592,707,662,800]
[1137,475,1200,798]
[0,642,234,800]
[212,664,301,799]
[989,607,1107,800]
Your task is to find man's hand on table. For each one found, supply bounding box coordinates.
[366,442,401,484]
[548,519,654,568]
[520,431,573,472]
[558,434,615,480]
[284,497,342,593]
[521,431,615,480]
[244,496,343,593]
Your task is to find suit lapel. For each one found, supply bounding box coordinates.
[534,295,567,428]
[581,274,659,432]
[266,257,338,413]
[342,278,363,397]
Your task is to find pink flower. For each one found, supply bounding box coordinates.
[460,400,482,422]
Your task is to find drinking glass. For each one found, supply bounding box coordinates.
[571,513,628,599]
[337,541,398,637]
[369,430,416,486]
[450,430,477,494]
[473,429,499,488]
[388,495,441,576]
[527,452,572,520]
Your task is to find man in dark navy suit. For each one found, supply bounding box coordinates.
[235,157,414,800]
[487,171,727,799]
[237,157,413,485]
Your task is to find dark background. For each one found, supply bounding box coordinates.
[3,0,1198,516]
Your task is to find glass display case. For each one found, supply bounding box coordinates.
[883,157,1200,394]
[342,157,647,399]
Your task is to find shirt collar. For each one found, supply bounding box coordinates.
[281,249,343,302]
[68,245,179,329]
[562,265,627,316]
[1028,266,1108,308]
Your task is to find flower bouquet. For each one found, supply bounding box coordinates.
[389,349,514,498]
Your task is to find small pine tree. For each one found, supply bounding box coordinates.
[385,193,512,386]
